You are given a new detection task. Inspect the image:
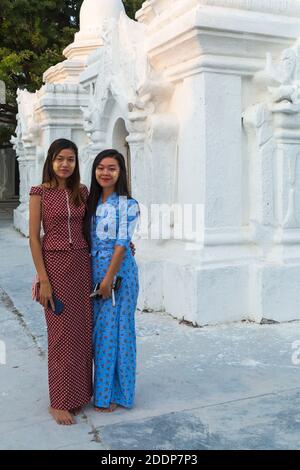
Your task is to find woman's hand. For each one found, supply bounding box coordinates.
[129,241,136,256]
[39,279,55,310]
[100,278,112,299]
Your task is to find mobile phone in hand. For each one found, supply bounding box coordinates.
[48,296,64,315]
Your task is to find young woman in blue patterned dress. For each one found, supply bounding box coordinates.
[84,149,140,412]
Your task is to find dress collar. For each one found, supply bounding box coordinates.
[101,191,118,204]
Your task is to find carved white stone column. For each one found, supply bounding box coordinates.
[178,72,243,236]
[14,152,36,236]
[272,108,300,246]
[33,83,90,190]
[243,103,276,250]
[147,113,178,205]
[11,90,40,234]
[242,35,300,322]
[0,81,16,201]
[0,148,15,201]
[126,110,147,204]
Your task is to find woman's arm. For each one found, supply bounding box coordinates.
[29,195,55,310]
[98,198,140,299]
[99,246,125,299]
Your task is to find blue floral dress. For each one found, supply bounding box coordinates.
[91,192,139,409]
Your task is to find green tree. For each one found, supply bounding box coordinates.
[123,0,143,20]
[0,0,143,148]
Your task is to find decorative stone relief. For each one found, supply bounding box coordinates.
[16,89,39,147]
[243,103,277,250]
[266,49,299,105]
[281,146,300,228]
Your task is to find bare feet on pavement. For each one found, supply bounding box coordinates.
[49,407,76,425]
[94,403,118,413]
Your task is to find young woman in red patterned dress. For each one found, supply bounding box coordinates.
[29,139,93,425]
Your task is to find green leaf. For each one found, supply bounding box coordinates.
[0,0,144,146]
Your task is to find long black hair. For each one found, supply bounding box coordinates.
[83,149,131,246]
[42,138,83,206]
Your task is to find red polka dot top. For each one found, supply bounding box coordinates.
[29,184,89,252]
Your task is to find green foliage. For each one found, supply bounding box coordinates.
[123,0,144,20]
[0,124,14,147]
[0,1,83,100]
[0,0,144,147]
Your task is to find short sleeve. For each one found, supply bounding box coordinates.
[29,186,43,196]
[115,197,140,249]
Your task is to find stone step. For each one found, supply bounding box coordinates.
[0,199,19,208]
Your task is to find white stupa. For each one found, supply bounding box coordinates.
[63,0,126,61]
[80,0,125,34]
[44,0,126,82]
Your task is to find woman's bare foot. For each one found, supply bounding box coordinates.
[94,403,118,413]
[49,407,76,425]
[70,407,82,416]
